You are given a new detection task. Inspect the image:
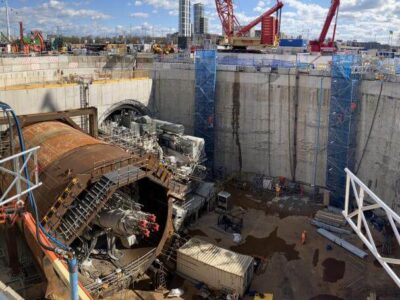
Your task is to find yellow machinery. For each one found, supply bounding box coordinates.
[152,43,175,55]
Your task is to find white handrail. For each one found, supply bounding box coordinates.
[0,147,42,207]
[343,168,400,288]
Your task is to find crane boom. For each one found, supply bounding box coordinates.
[215,0,241,38]
[318,0,340,44]
[237,1,284,36]
[309,0,340,52]
[215,0,283,38]
[215,0,284,48]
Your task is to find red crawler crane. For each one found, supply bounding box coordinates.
[309,0,340,53]
[17,21,46,54]
[215,0,284,48]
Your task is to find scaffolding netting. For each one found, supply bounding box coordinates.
[327,54,361,208]
[194,50,217,173]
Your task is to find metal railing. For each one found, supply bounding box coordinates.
[85,248,156,293]
[218,56,298,69]
[343,168,400,288]
[98,131,187,195]
[0,147,41,207]
[154,53,193,64]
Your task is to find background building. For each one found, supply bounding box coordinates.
[194,3,204,35]
[194,3,208,35]
[200,16,208,35]
[179,0,191,37]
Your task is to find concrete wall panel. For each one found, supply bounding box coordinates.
[151,64,400,208]
[1,78,153,131]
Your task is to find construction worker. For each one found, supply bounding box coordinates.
[207,115,214,128]
[275,184,281,197]
[301,230,307,245]
[300,185,304,196]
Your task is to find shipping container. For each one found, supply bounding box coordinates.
[177,238,254,296]
[279,38,307,48]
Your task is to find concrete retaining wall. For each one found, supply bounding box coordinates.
[1,77,153,125]
[2,56,400,209]
[151,63,400,209]
[0,55,138,88]
[356,79,400,210]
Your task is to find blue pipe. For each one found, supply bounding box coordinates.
[1,102,78,298]
[68,258,79,300]
[0,102,70,250]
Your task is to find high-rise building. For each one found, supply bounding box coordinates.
[193,3,204,35]
[200,16,208,35]
[179,0,191,37]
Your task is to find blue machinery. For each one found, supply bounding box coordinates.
[326,54,361,208]
[194,50,217,173]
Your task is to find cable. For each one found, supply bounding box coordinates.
[287,70,294,180]
[9,105,61,251]
[1,102,78,300]
[355,80,384,174]
[5,109,14,155]
[0,102,71,253]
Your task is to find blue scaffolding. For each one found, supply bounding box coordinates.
[326,54,361,208]
[194,50,217,172]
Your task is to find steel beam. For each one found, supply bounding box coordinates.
[0,107,99,137]
[343,168,400,288]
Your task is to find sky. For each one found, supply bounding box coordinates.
[3,0,399,44]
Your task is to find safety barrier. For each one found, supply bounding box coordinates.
[0,146,41,207]
[344,168,400,288]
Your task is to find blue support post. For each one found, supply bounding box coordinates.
[326,54,361,208]
[68,257,78,300]
[194,50,217,174]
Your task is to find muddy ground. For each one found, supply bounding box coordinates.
[116,186,399,299]
[180,187,399,300]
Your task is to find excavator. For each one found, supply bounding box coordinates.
[13,22,46,54]
[309,0,340,53]
[152,43,175,55]
[215,0,284,49]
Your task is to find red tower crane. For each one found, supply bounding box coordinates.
[215,0,284,48]
[309,0,340,53]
